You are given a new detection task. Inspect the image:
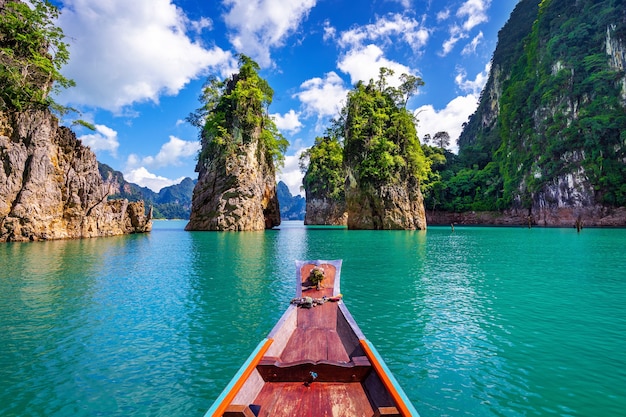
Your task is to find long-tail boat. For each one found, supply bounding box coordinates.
[205,259,419,417]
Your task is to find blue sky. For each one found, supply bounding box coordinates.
[51,0,520,195]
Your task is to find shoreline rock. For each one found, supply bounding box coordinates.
[427,207,626,228]
[1,110,151,242]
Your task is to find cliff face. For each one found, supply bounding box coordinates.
[0,110,151,242]
[304,197,347,225]
[454,0,626,226]
[346,175,426,230]
[185,57,284,231]
[185,129,280,231]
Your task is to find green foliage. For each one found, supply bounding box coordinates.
[343,70,428,187]
[190,54,287,167]
[445,0,626,212]
[0,0,74,111]
[300,135,345,201]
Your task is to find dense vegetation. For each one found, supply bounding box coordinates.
[301,69,429,203]
[99,163,195,219]
[423,0,626,212]
[300,134,345,201]
[189,55,288,168]
[0,0,74,111]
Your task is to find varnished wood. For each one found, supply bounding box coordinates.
[206,260,419,417]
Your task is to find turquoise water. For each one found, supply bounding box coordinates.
[1,220,625,416]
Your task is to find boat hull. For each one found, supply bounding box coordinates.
[205,260,419,417]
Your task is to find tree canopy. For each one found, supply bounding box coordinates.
[0,0,74,111]
[342,68,429,186]
[189,54,288,167]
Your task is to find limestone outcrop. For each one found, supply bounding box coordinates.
[345,175,426,230]
[0,110,152,242]
[185,57,283,231]
[304,197,347,226]
[185,134,280,231]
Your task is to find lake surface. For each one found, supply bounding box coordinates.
[1,220,625,416]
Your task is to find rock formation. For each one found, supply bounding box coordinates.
[304,197,347,226]
[449,0,626,227]
[185,134,281,231]
[185,57,284,231]
[0,110,152,242]
[345,174,426,230]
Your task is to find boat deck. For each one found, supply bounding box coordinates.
[222,262,403,417]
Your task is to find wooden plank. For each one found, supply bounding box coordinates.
[204,338,273,417]
[257,358,371,382]
[360,339,420,416]
[223,404,256,417]
[254,382,374,417]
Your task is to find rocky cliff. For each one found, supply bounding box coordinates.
[447,0,626,227]
[346,175,426,230]
[185,133,280,231]
[185,57,284,231]
[0,110,152,242]
[304,197,347,225]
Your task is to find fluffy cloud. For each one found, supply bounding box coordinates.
[56,0,236,111]
[414,94,479,153]
[462,31,484,56]
[338,44,414,87]
[223,0,317,67]
[458,0,491,31]
[456,62,491,95]
[78,124,119,156]
[271,110,303,134]
[123,167,186,192]
[440,0,492,56]
[128,136,200,169]
[277,149,306,196]
[293,72,348,120]
[337,13,429,51]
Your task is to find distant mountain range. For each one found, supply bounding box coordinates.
[98,163,305,221]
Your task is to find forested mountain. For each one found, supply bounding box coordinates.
[276,182,305,220]
[426,0,626,226]
[301,69,429,229]
[99,163,195,219]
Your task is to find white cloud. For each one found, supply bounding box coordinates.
[323,20,336,42]
[458,0,491,31]
[414,94,479,153]
[338,44,414,87]
[56,0,236,111]
[462,31,484,56]
[338,13,429,51]
[277,148,307,196]
[440,25,467,56]
[455,62,491,95]
[440,0,491,56]
[123,167,185,192]
[223,0,317,67]
[79,124,119,156]
[293,72,348,120]
[271,110,303,134]
[437,9,451,22]
[128,136,200,169]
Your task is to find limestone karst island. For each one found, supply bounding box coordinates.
[3,0,626,243]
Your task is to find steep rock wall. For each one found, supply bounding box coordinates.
[185,134,280,231]
[0,110,151,241]
[345,175,426,230]
[304,197,347,226]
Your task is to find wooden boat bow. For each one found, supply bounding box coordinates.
[205,260,419,417]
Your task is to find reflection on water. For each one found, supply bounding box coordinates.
[1,222,625,416]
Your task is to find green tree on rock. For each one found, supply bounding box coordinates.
[189,54,288,168]
[0,0,74,111]
[300,134,344,201]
